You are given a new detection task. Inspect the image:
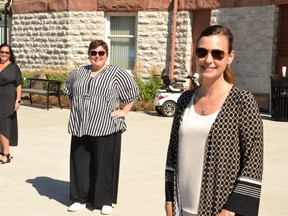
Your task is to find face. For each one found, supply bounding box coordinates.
[196,34,234,82]
[88,45,107,70]
[0,46,11,64]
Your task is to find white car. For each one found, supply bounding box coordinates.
[154,73,199,117]
[154,89,182,117]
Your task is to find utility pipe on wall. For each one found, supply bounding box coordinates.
[170,0,178,80]
[4,0,12,43]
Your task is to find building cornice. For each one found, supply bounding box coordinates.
[11,0,288,14]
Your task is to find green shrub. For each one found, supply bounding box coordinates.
[134,75,162,102]
[21,68,163,111]
[45,71,71,91]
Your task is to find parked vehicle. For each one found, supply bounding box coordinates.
[154,73,199,117]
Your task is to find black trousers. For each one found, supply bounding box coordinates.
[70,132,121,209]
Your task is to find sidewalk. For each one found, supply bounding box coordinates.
[0,105,287,216]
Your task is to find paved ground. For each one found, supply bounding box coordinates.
[0,105,287,216]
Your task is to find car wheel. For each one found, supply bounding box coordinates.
[161,101,176,117]
[155,106,162,115]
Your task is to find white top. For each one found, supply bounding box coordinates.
[178,93,219,215]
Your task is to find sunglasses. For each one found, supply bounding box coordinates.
[90,51,105,57]
[0,51,10,55]
[195,48,225,60]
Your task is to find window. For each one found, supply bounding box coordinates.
[106,14,137,72]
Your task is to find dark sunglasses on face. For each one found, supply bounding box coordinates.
[195,48,225,60]
[90,50,105,57]
[0,51,10,55]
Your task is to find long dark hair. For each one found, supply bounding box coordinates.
[0,43,16,63]
[197,25,235,84]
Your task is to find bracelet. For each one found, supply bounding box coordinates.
[16,100,21,103]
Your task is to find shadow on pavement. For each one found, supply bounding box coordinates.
[26,176,70,206]
[143,111,172,117]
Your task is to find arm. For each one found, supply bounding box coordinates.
[165,202,173,216]
[62,69,78,97]
[217,209,235,216]
[164,90,194,216]
[113,67,139,119]
[111,102,134,119]
[165,180,174,216]
[14,85,22,111]
[165,110,180,211]
[223,92,263,216]
[65,95,72,107]
[164,115,178,216]
[14,64,23,111]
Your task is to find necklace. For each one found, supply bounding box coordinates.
[200,96,206,116]
[196,88,207,116]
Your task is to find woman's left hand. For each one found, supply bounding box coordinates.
[111,110,126,119]
[14,101,20,111]
[216,209,235,216]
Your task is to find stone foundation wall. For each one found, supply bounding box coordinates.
[10,5,278,112]
[136,11,171,75]
[137,11,192,76]
[211,5,278,94]
[210,5,278,112]
[12,10,191,76]
[12,11,105,70]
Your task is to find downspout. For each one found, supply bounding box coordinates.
[4,0,12,43]
[170,0,178,80]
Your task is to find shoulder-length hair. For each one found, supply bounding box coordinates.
[0,43,16,63]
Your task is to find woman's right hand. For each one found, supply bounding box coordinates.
[216,209,235,216]
[165,202,173,216]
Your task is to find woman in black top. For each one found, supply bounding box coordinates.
[0,43,23,164]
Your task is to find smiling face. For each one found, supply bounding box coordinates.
[0,45,11,64]
[88,45,108,71]
[196,34,234,84]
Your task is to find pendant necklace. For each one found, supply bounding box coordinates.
[200,97,206,116]
[197,88,207,116]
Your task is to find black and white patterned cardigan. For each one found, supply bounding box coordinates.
[165,86,263,216]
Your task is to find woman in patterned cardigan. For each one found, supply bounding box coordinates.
[165,25,263,216]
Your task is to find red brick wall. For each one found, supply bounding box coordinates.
[12,0,97,14]
[11,0,288,14]
[179,0,288,10]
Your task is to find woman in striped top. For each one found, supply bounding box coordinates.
[63,40,139,215]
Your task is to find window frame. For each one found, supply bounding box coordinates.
[105,12,138,73]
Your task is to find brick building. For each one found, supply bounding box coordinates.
[8,0,288,112]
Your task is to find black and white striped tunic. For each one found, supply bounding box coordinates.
[63,65,139,137]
